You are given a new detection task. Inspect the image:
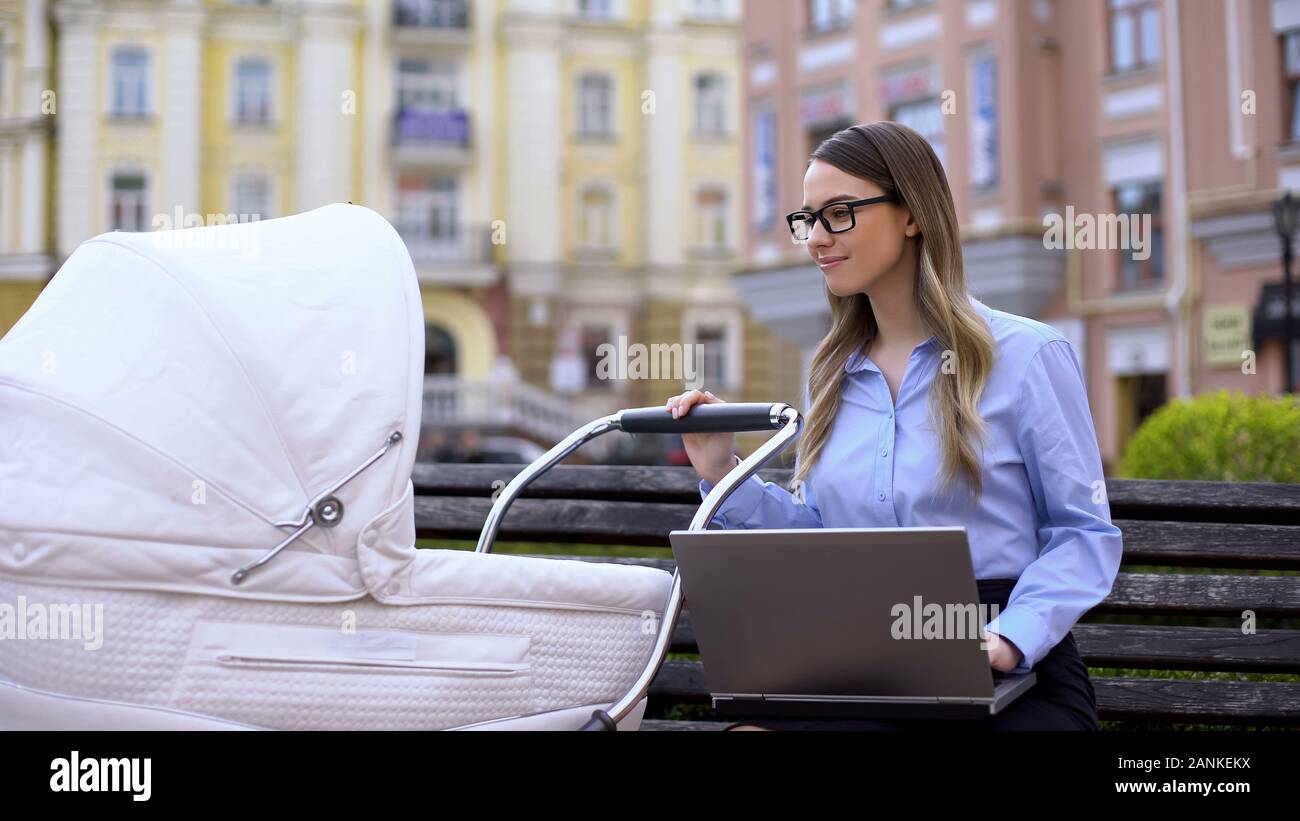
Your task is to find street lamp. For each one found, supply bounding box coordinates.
[1272,191,1298,394]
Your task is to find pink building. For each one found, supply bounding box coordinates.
[737,0,1300,473]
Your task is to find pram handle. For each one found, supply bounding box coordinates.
[473,401,802,731]
[616,402,790,434]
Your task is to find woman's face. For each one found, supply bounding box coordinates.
[798,159,918,297]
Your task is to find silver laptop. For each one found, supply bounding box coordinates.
[668,527,1037,722]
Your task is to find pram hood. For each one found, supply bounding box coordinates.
[0,203,435,601]
[0,202,559,609]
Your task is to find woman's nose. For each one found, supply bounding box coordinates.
[807,218,834,248]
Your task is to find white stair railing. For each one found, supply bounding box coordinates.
[422,375,618,457]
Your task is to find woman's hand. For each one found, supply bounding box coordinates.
[665,389,737,486]
[986,631,1024,672]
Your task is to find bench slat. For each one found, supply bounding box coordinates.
[647,661,1300,724]
[413,464,1300,523]
[639,719,732,731]
[1074,625,1300,672]
[415,497,693,546]
[507,555,1300,617]
[416,499,1300,568]
[1107,573,1300,616]
[659,616,1300,672]
[1116,520,1300,568]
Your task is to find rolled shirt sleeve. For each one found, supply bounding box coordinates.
[984,338,1124,673]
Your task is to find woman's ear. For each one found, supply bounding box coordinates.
[903,208,921,238]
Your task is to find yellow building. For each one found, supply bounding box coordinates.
[0,0,53,336]
[496,0,798,437]
[12,0,786,453]
[51,0,363,251]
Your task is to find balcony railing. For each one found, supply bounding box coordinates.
[393,106,470,147]
[423,375,614,459]
[398,224,497,265]
[393,0,468,29]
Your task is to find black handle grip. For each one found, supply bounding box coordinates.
[617,402,789,434]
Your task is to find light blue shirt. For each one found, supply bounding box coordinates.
[698,295,1123,674]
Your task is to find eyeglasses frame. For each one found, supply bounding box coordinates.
[785,193,901,241]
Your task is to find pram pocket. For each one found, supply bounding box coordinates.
[171,620,538,729]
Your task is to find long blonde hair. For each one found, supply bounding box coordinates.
[791,122,996,500]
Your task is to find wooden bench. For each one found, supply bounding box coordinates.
[413,462,1300,730]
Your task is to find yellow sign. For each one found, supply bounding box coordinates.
[1202,304,1251,368]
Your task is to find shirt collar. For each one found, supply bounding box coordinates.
[843,294,991,374]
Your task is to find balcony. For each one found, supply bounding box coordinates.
[398,223,499,287]
[422,375,615,461]
[392,0,470,46]
[391,107,472,166]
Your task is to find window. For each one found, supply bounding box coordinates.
[0,26,6,112]
[233,57,272,125]
[578,185,615,249]
[231,173,272,219]
[889,97,946,168]
[578,0,614,21]
[110,46,149,118]
[694,73,727,136]
[695,186,729,250]
[396,174,462,259]
[809,0,855,32]
[967,52,999,189]
[695,324,728,387]
[394,0,467,28]
[576,73,613,137]
[1285,30,1300,142]
[752,105,778,231]
[582,324,615,389]
[1109,0,1160,73]
[690,0,728,19]
[1114,180,1163,290]
[110,173,147,231]
[397,58,459,110]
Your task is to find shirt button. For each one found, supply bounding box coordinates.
[878,491,886,501]
[881,448,888,457]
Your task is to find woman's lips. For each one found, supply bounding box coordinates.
[818,257,847,271]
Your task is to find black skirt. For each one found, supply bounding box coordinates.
[722,578,1100,731]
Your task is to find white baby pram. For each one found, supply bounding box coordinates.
[0,203,801,731]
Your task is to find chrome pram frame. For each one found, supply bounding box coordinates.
[469,401,803,731]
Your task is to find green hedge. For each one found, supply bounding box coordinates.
[1117,389,1300,482]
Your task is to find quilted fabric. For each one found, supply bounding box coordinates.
[0,576,666,730]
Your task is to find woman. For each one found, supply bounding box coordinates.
[665,121,1123,731]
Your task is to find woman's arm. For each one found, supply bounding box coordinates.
[696,382,824,530]
[698,452,824,530]
[984,338,1124,673]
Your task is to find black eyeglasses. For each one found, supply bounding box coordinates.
[785,194,900,241]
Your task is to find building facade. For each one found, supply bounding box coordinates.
[740,0,1300,472]
[4,0,791,456]
[0,0,53,334]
